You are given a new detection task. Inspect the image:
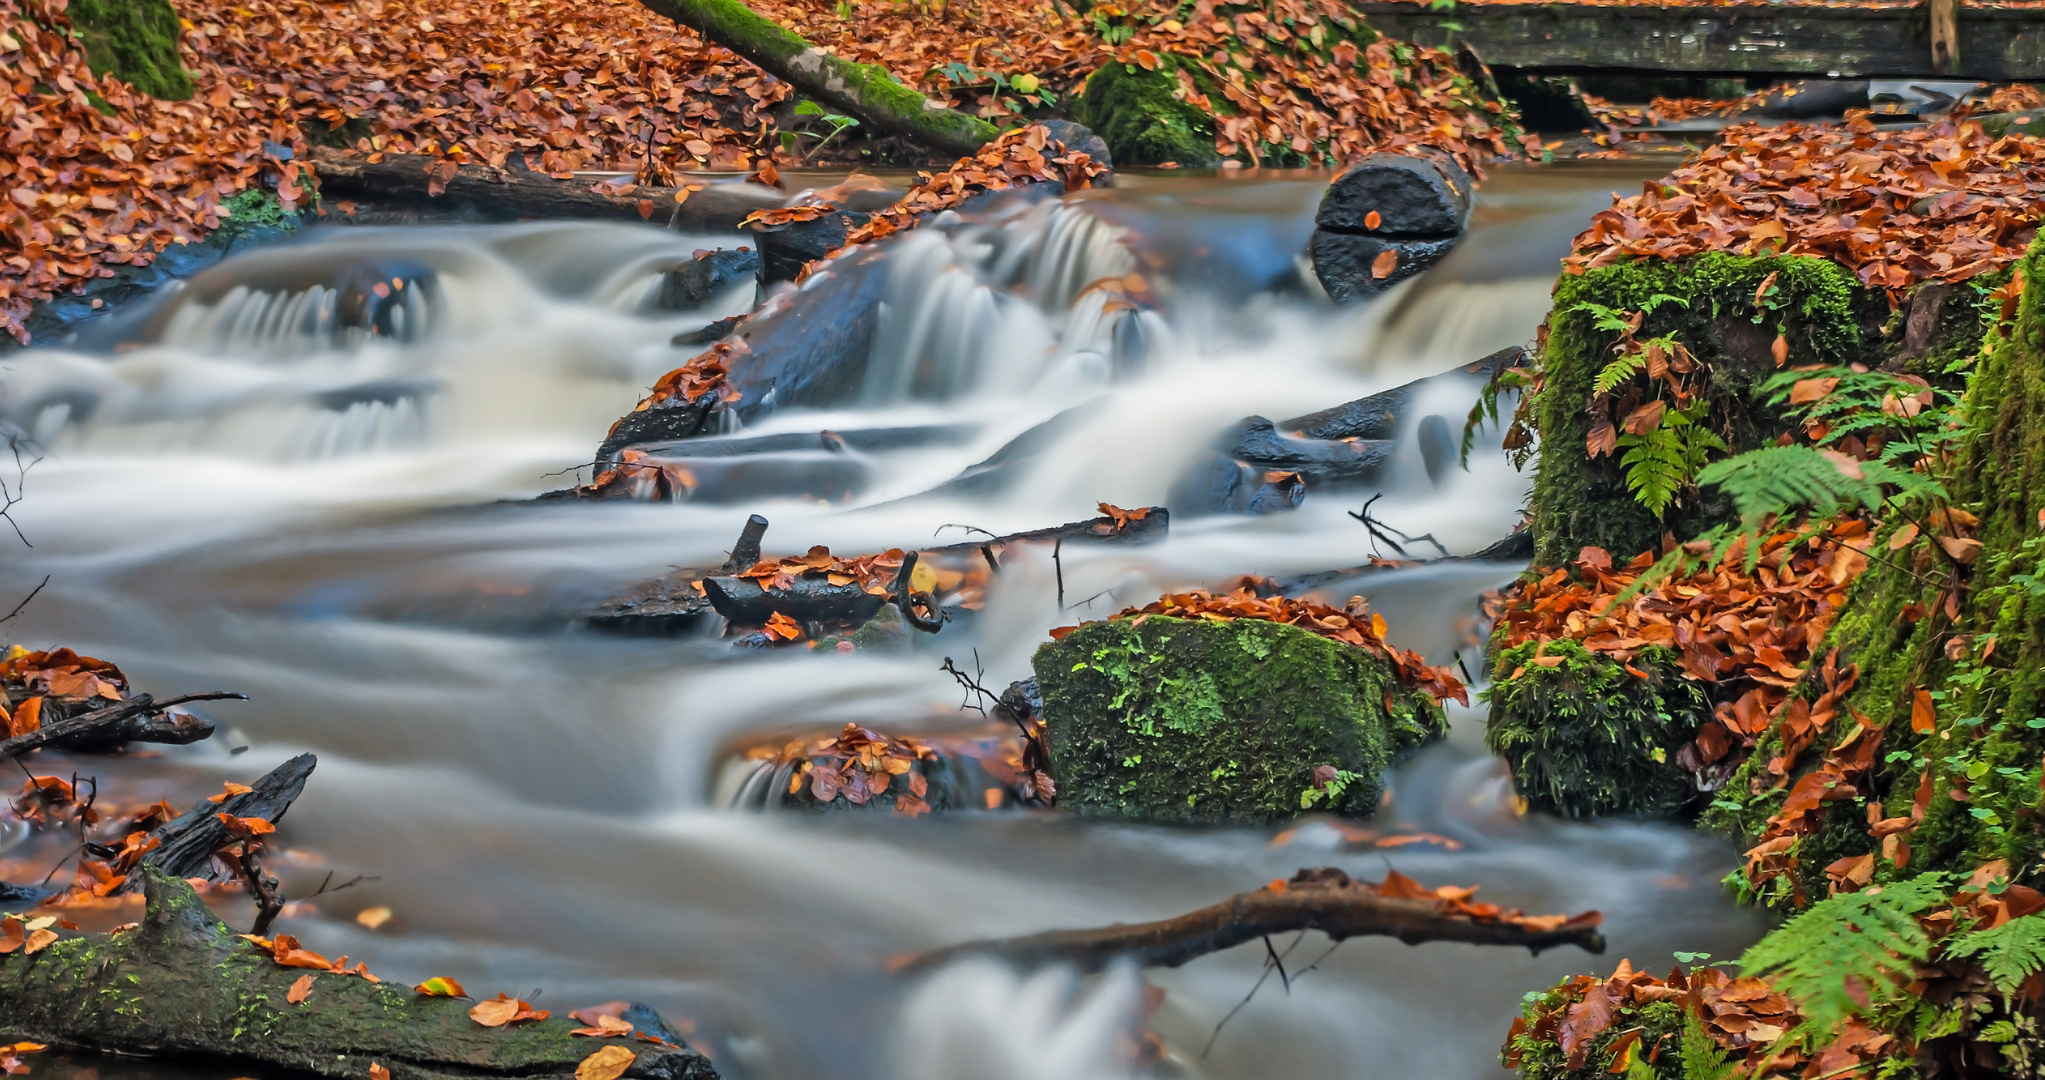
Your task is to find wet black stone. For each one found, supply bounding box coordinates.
[659,246,759,310]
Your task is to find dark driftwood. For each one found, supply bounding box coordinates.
[701,576,888,629]
[141,753,317,882]
[308,147,782,230]
[0,692,238,759]
[0,867,718,1080]
[928,507,1170,554]
[893,868,1604,975]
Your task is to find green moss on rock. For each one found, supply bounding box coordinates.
[1076,58,1219,168]
[1531,254,1878,567]
[1031,616,1446,824]
[1484,640,1714,819]
[67,0,194,101]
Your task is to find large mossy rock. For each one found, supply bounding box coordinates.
[1032,616,1446,824]
[67,0,194,101]
[0,867,719,1080]
[1075,59,1219,168]
[1484,640,1713,819]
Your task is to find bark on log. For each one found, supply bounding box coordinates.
[307,147,783,229]
[892,867,1604,974]
[0,866,719,1080]
[701,575,889,628]
[632,0,999,157]
[141,753,316,882]
[1310,150,1472,304]
[0,692,239,759]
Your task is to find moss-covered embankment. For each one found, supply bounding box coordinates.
[1483,248,2004,822]
[1033,613,1449,824]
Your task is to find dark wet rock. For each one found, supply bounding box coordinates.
[1224,416,1395,484]
[1036,119,1115,174]
[659,247,759,310]
[1172,455,1307,516]
[753,211,853,288]
[927,402,1105,499]
[672,314,746,348]
[1752,78,1869,119]
[1033,616,1447,824]
[1417,414,1456,486]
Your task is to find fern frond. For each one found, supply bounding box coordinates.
[1679,1008,1737,1080]
[1618,426,1690,517]
[1944,914,2045,997]
[1593,352,1650,396]
[1639,292,1689,314]
[1694,445,1888,524]
[1739,873,1950,1039]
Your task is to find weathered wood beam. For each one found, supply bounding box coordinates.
[1355,2,2045,79]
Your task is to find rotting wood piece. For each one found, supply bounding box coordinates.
[0,692,240,760]
[307,147,783,229]
[138,753,316,882]
[891,866,1604,975]
[0,867,720,1080]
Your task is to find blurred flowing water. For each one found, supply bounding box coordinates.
[0,161,1762,1080]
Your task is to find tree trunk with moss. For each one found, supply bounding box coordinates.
[1033,616,1446,824]
[66,0,194,100]
[1703,236,2045,901]
[632,0,997,156]
[0,867,720,1080]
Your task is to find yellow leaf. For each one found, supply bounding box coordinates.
[576,1045,637,1080]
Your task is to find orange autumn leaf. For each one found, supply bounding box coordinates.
[207,782,255,804]
[471,993,550,1027]
[288,973,317,1004]
[1911,687,1937,734]
[576,1045,638,1080]
[416,976,468,997]
[1370,249,1398,279]
[216,812,277,837]
[370,1063,391,1080]
[6,696,38,738]
[569,1014,636,1038]
[1364,210,1382,230]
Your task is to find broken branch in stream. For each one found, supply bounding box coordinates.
[1350,494,1450,559]
[0,692,244,760]
[889,866,1604,975]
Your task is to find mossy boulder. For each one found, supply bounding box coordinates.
[1031,616,1446,824]
[1484,640,1714,819]
[1075,58,1219,168]
[67,0,194,101]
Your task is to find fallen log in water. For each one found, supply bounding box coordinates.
[1,866,720,1080]
[891,866,1604,975]
[0,691,240,759]
[1310,151,1475,303]
[308,147,783,230]
[140,752,316,882]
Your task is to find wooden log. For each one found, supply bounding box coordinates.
[1,867,719,1080]
[725,514,771,572]
[307,147,783,230]
[0,692,239,759]
[1352,1,2045,79]
[631,0,998,157]
[1310,152,1472,304]
[891,867,1604,975]
[1280,346,1527,443]
[701,576,888,629]
[141,753,316,882]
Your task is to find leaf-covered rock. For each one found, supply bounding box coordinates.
[1032,614,1447,824]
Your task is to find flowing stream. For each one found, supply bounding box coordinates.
[0,160,1765,1080]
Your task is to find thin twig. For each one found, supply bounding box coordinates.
[1201,931,1305,1058]
[941,651,1000,716]
[1053,538,1065,609]
[1,575,48,624]
[1349,494,1450,559]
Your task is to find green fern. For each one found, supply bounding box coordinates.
[1739,873,1951,1040]
[1594,351,1651,396]
[1694,444,1940,526]
[1614,401,1725,517]
[1570,294,1689,335]
[1678,1009,1737,1080]
[1944,914,2045,997]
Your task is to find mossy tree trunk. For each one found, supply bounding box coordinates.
[66,0,194,100]
[631,0,997,157]
[1530,253,1882,567]
[0,867,719,1080]
[1705,235,2045,898]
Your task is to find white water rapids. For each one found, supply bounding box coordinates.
[0,162,1763,1080]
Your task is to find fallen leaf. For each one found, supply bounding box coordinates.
[471,993,549,1027]
[1370,249,1398,279]
[576,1045,638,1080]
[289,973,316,1003]
[416,976,468,997]
[356,906,394,930]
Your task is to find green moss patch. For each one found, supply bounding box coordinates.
[67,0,194,101]
[1076,58,1218,167]
[1484,640,1714,819]
[1031,616,1446,824]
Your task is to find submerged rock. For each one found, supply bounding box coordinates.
[1033,616,1448,824]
